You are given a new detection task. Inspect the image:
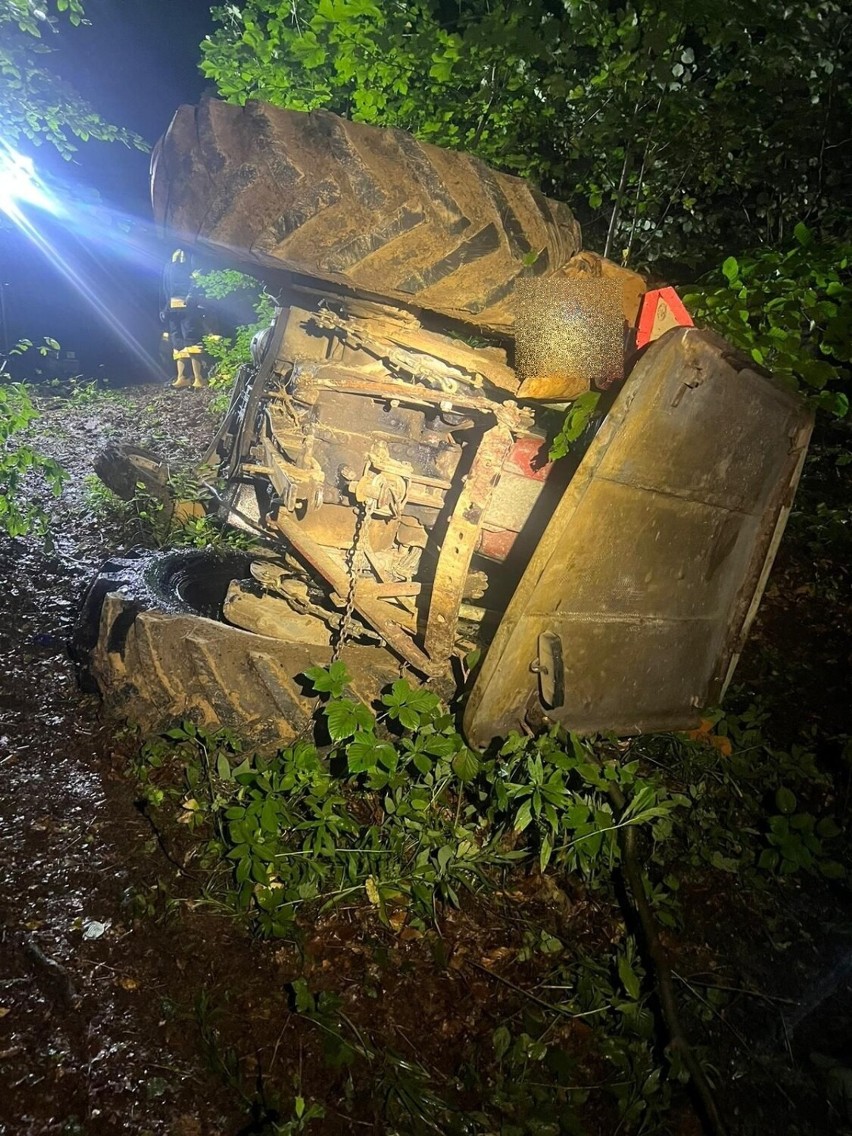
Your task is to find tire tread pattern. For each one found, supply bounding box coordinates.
[153,99,582,333]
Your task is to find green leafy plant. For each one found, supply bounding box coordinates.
[287,929,678,1133]
[132,661,852,1132]
[201,0,850,270]
[83,471,124,512]
[84,471,255,552]
[0,341,66,536]
[0,0,147,158]
[631,703,848,888]
[192,269,261,301]
[272,1093,326,1135]
[167,511,258,552]
[288,976,454,1131]
[192,987,324,1133]
[194,269,276,399]
[548,391,601,460]
[759,786,845,879]
[136,669,691,940]
[684,227,851,417]
[495,728,687,876]
[42,376,133,409]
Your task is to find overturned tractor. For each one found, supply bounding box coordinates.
[79,99,812,749]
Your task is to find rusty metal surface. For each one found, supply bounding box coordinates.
[293,504,399,552]
[424,424,514,664]
[295,365,533,432]
[482,436,554,535]
[464,328,813,746]
[269,507,440,676]
[476,527,518,562]
[309,307,515,394]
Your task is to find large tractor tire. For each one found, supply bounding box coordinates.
[151,99,582,335]
[76,550,401,748]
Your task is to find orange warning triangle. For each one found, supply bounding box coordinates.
[635,287,694,349]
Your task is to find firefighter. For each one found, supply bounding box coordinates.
[161,249,208,390]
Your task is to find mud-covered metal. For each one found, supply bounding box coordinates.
[269,507,440,676]
[207,296,562,679]
[80,110,811,748]
[87,291,811,747]
[424,422,514,665]
[464,328,813,745]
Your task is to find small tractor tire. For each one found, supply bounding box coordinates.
[75,549,401,748]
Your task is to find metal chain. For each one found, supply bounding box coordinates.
[331,496,374,663]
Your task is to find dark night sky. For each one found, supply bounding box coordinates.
[1,0,222,379]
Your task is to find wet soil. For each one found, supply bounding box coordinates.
[0,385,850,1135]
[0,385,244,1134]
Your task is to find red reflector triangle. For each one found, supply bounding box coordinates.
[636,287,694,349]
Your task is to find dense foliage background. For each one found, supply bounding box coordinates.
[198,0,852,415]
[0,0,145,156]
[200,0,851,273]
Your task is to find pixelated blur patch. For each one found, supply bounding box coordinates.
[514,271,625,400]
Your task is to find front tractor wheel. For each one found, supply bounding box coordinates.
[75,549,401,747]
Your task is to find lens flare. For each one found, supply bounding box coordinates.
[0,141,163,377]
[0,141,58,221]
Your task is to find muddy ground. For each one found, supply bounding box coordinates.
[0,384,250,1134]
[0,381,850,1135]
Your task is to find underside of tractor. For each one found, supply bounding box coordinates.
[78,100,813,748]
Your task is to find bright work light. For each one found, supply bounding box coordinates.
[0,141,57,220]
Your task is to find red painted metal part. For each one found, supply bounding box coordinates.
[477,528,518,561]
[502,436,554,483]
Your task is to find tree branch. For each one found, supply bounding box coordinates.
[608,782,727,1136]
[603,145,632,260]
